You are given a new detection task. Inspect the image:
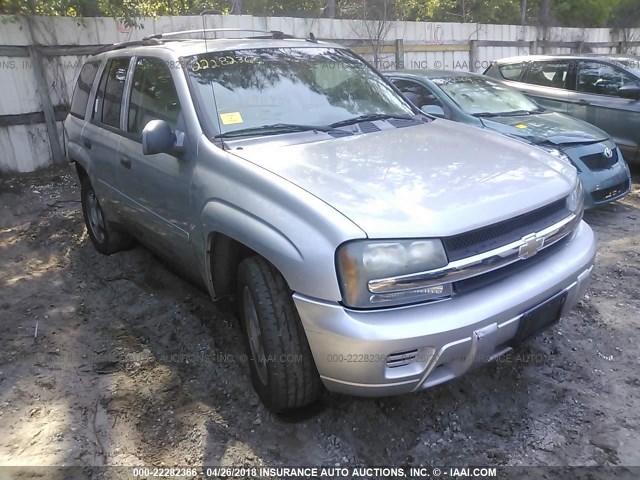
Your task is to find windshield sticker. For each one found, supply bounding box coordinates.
[220,112,243,125]
[515,124,528,129]
[191,56,262,72]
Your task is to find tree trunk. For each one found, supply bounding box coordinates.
[79,0,101,16]
[231,0,243,15]
[540,0,552,26]
[323,0,336,18]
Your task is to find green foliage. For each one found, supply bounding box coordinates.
[528,0,616,27]
[0,0,635,28]
[610,0,640,28]
[408,0,520,24]
[243,0,325,17]
[0,0,230,20]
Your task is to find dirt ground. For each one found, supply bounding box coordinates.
[0,164,639,475]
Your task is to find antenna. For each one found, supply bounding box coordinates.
[199,10,226,149]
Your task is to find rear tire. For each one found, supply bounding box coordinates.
[237,256,322,412]
[81,176,134,255]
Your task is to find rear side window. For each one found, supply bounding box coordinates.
[524,61,570,89]
[577,61,640,96]
[93,57,131,128]
[128,57,181,135]
[498,63,525,81]
[70,61,99,118]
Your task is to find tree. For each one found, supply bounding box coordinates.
[401,0,520,24]
[340,0,403,68]
[0,0,230,20]
[610,0,640,28]
[0,0,635,29]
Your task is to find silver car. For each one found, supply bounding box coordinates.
[65,30,595,412]
[484,54,640,165]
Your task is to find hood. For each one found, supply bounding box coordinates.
[231,120,576,238]
[481,112,609,146]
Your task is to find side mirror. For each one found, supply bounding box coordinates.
[421,105,445,118]
[142,120,179,155]
[618,85,640,100]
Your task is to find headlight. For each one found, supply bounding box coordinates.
[537,145,574,167]
[336,239,451,308]
[566,178,584,218]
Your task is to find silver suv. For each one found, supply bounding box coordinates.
[65,30,596,412]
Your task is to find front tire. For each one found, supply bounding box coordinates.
[237,256,322,412]
[81,176,133,255]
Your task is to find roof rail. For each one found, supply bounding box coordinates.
[143,28,295,41]
[93,38,163,55]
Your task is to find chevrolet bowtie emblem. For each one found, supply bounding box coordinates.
[518,233,545,259]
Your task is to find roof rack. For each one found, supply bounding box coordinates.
[143,28,295,42]
[93,38,163,55]
[93,28,314,56]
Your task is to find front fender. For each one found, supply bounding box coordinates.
[194,142,366,302]
[198,196,361,302]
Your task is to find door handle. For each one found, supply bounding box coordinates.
[120,156,132,169]
[578,99,590,105]
[83,139,91,149]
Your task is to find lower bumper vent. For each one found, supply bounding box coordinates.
[386,349,419,368]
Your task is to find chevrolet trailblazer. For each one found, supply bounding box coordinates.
[65,30,595,412]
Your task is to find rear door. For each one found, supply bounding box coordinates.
[518,60,572,113]
[81,56,132,214]
[567,60,640,162]
[117,56,195,265]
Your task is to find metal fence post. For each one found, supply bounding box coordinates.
[27,46,64,164]
[469,40,478,72]
[394,39,404,69]
[530,40,538,55]
[24,16,64,165]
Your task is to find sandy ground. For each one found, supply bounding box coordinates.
[0,165,639,475]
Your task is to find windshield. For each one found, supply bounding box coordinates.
[186,47,414,136]
[432,76,541,115]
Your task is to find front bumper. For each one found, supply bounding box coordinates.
[566,146,631,209]
[294,221,596,397]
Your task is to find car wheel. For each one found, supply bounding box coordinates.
[237,256,323,412]
[81,176,134,255]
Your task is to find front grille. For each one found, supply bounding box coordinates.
[580,149,618,170]
[386,349,419,368]
[442,198,569,262]
[591,179,630,203]
[453,240,565,294]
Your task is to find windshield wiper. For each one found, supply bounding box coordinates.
[216,123,350,139]
[329,113,415,128]
[473,109,543,118]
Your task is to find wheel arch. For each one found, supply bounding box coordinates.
[205,231,258,301]
[200,201,314,303]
